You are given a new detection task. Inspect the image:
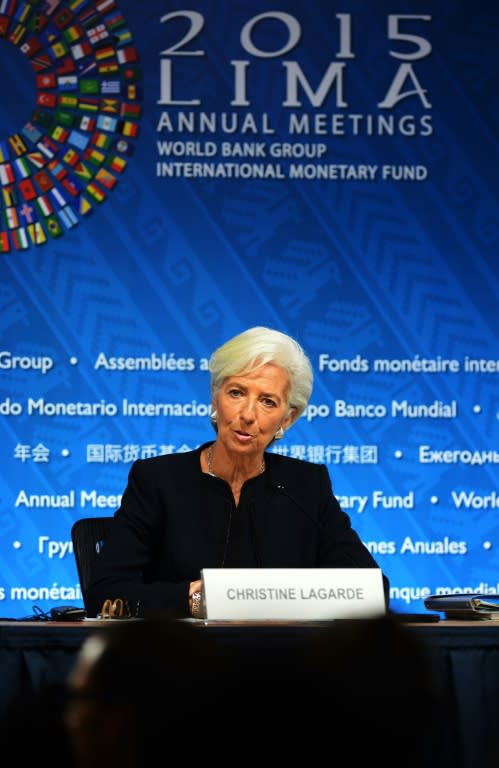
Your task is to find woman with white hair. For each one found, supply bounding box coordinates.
[86,326,386,617]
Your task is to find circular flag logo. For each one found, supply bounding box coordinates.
[0,0,142,253]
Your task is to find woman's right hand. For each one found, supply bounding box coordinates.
[189,579,203,616]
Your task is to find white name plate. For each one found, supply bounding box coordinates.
[200,568,386,621]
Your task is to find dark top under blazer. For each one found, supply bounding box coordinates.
[86,442,385,617]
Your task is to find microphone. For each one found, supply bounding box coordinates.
[270,481,322,529]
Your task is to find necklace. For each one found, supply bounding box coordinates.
[207,444,265,478]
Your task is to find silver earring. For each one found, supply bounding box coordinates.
[274,426,284,440]
[210,410,218,425]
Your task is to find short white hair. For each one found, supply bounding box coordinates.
[209,326,313,423]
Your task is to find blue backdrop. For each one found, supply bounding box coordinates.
[0,0,497,617]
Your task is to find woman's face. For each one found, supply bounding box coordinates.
[213,363,295,457]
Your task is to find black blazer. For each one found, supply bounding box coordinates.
[86,442,386,617]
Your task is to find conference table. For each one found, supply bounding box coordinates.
[1,617,499,767]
